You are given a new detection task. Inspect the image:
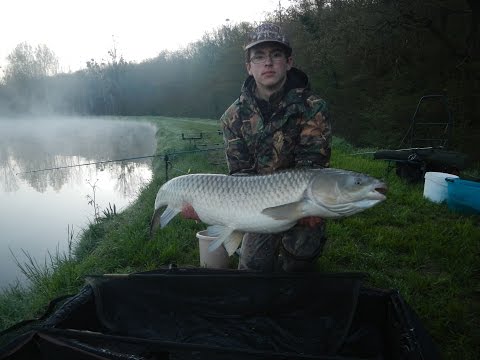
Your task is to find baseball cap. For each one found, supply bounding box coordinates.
[244,23,291,51]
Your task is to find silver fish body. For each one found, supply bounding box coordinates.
[151,168,387,256]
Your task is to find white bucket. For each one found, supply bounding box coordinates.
[423,172,459,203]
[196,230,229,269]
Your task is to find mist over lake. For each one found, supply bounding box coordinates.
[0,116,157,288]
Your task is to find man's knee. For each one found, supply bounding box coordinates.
[237,233,280,272]
[280,225,327,272]
[279,240,326,272]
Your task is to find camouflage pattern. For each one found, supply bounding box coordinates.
[238,225,327,272]
[221,67,332,271]
[221,67,331,175]
[244,23,291,51]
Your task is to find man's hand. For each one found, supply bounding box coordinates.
[181,204,200,221]
[297,216,324,228]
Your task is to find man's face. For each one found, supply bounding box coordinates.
[246,43,293,91]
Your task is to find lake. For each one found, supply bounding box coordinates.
[0,116,157,288]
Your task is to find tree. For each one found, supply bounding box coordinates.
[1,43,59,113]
[84,38,129,115]
[35,44,60,77]
[4,42,59,83]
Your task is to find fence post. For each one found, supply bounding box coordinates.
[164,154,169,181]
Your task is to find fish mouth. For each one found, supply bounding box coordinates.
[374,183,388,199]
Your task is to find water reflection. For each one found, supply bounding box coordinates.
[0,117,157,288]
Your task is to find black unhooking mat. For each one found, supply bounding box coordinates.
[0,267,440,360]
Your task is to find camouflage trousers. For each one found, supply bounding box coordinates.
[238,223,327,272]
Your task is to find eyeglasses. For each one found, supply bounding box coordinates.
[249,51,286,64]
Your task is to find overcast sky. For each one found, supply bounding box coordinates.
[0,0,284,75]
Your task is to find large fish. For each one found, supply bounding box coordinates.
[150,168,387,256]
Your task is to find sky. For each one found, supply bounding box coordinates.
[0,0,284,76]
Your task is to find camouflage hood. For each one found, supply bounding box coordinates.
[240,67,311,104]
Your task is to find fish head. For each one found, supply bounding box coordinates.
[309,169,387,216]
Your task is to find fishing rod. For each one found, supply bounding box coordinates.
[15,146,224,175]
[351,146,443,156]
[15,154,160,175]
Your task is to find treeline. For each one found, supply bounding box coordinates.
[0,0,478,160]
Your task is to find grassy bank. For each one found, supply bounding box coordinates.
[1,116,479,359]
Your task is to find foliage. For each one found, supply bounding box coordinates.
[4,42,59,82]
[0,1,478,161]
[84,38,130,115]
[1,42,60,113]
[285,0,479,155]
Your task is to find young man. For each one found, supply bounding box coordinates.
[220,23,332,271]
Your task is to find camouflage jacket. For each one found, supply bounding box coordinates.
[221,67,332,175]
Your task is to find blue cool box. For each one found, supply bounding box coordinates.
[446,178,480,215]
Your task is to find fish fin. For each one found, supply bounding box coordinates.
[205,225,225,237]
[149,207,163,238]
[207,225,234,253]
[223,231,244,256]
[160,206,181,228]
[261,201,304,220]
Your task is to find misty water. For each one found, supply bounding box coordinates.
[0,117,157,289]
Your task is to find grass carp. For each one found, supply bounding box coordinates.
[150,168,387,256]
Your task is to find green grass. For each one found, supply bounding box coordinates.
[1,116,479,359]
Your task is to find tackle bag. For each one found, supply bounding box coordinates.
[0,267,440,359]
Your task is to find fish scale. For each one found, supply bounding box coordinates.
[152,168,387,255]
[159,172,308,224]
